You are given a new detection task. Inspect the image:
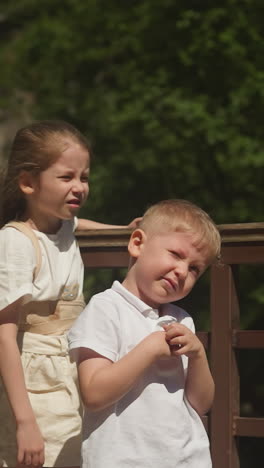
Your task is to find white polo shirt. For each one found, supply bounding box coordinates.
[68,281,212,468]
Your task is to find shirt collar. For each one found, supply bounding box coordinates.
[112,281,159,319]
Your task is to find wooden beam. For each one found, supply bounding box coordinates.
[234,417,264,437]
[232,330,264,349]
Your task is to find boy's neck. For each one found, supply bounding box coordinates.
[158,305,165,317]
[121,277,164,312]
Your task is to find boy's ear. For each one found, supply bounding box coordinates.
[128,229,146,258]
[18,171,36,195]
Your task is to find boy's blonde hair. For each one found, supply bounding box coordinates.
[139,199,221,263]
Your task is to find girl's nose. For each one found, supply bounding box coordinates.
[72,179,86,193]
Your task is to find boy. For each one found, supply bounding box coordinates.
[68,199,221,468]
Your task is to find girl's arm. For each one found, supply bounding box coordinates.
[0,301,45,466]
[76,217,142,231]
[78,331,170,412]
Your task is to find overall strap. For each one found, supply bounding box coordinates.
[3,221,42,280]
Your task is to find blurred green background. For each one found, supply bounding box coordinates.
[0,1,263,465]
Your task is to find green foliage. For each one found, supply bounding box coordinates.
[1,0,263,223]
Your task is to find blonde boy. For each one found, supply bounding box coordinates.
[68,199,221,468]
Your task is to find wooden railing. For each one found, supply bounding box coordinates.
[77,222,264,468]
[210,223,264,468]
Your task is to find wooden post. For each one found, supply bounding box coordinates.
[210,263,240,468]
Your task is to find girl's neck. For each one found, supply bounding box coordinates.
[20,216,62,234]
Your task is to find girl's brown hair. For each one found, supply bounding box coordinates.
[0,120,91,227]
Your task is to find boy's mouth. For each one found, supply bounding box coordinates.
[162,277,177,291]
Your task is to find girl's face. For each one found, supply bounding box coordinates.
[23,140,90,233]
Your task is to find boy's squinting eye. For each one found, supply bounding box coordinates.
[169,250,181,259]
[81,175,89,182]
[189,265,200,276]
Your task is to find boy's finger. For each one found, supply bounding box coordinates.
[170,344,182,353]
[169,336,182,346]
[165,328,181,339]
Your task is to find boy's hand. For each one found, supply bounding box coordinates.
[17,419,45,467]
[147,331,172,359]
[164,323,215,415]
[163,323,203,358]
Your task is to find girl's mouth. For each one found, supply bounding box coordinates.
[67,199,81,207]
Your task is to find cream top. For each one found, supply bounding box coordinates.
[0,218,83,312]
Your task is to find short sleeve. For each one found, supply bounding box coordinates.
[73,217,78,231]
[0,228,36,310]
[68,294,121,362]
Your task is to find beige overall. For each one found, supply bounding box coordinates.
[0,223,85,467]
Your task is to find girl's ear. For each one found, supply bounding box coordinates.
[128,229,146,258]
[18,171,36,195]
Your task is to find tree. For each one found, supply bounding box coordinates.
[0,0,263,224]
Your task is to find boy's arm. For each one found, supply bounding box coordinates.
[76,217,142,231]
[77,331,170,412]
[185,347,215,416]
[164,322,214,416]
[0,301,45,466]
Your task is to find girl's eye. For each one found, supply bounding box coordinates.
[81,176,89,182]
[60,175,71,180]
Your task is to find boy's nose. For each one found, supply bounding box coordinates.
[174,261,188,280]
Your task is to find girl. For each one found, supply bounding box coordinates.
[0,120,139,468]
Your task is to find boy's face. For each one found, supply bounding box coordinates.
[125,229,209,309]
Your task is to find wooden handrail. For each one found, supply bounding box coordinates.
[77,222,264,248]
